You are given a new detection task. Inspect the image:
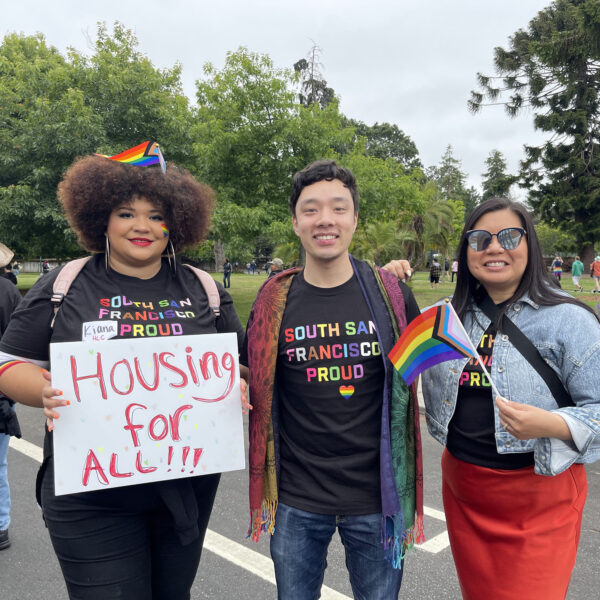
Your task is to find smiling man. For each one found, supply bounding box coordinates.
[242,160,422,600]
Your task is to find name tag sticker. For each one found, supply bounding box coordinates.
[82,321,118,342]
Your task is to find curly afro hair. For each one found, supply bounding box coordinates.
[58,155,215,253]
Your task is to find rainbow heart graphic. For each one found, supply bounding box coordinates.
[339,385,355,399]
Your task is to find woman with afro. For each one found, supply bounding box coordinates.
[0,150,248,599]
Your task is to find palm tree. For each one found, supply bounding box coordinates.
[395,197,457,268]
[423,199,455,259]
[352,220,413,265]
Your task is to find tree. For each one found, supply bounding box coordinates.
[426,145,480,223]
[340,143,425,225]
[427,145,465,200]
[293,44,335,109]
[422,198,458,261]
[74,22,195,167]
[447,198,466,257]
[0,33,103,257]
[469,0,600,265]
[535,221,573,256]
[351,220,409,266]
[462,185,481,220]
[343,119,422,170]
[481,150,517,201]
[193,47,353,266]
[0,24,195,258]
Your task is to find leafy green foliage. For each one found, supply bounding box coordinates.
[192,47,353,263]
[1,26,469,272]
[535,221,574,256]
[481,150,517,201]
[293,44,336,109]
[470,0,600,264]
[343,119,422,170]
[0,23,195,258]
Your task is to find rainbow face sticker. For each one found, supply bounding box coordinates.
[161,223,169,238]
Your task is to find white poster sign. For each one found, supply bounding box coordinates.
[49,333,244,495]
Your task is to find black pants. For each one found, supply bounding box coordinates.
[41,459,220,600]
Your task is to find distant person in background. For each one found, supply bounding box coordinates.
[1,267,17,286]
[444,257,451,282]
[590,256,600,293]
[552,255,563,282]
[267,257,283,278]
[223,258,232,288]
[451,259,459,282]
[250,261,256,275]
[429,256,441,288]
[42,261,50,275]
[571,256,584,292]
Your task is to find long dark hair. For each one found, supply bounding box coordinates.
[452,197,599,322]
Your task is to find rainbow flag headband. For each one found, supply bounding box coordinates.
[96,141,166,173]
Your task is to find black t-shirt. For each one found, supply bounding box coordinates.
[268,271,419,515]
[0,254,244,362]
[447,319,534,469]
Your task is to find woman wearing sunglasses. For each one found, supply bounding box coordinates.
[421,197,600,600]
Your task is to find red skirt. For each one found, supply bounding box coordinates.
[442,449,587,600]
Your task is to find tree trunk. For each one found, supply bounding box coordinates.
[213,239,225,272]
[580,242,595,273]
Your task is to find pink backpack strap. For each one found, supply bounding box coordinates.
[183,264,221,318]
[50,256,92,328]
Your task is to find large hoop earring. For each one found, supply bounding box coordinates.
[168,240,176,273]
[105,236,110,272]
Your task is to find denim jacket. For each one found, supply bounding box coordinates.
[422,294,600,475]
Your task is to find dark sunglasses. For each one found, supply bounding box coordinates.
[465,227,526,252]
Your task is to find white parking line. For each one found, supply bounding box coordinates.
[9,437,352,598]
[9,436,43,463]
[417,531,450,553]
[424,505,446,522]
[204,530,351,600]
[9,435,449,583]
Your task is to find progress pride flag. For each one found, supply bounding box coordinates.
[50,333,244,495]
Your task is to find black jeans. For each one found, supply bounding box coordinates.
[41,458,220,600]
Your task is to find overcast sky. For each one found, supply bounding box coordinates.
[3,0,552,194]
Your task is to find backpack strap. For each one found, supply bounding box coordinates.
[183,264,221,318]
[50,258,221,328]
[50,257,92,328]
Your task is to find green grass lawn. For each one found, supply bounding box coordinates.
[215,270,600,327]
[15,269,600,327]
[16,272,42,292]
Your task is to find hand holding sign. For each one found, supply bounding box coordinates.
[41,369,69,431]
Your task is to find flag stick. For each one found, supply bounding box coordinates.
[445,299,501,399]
